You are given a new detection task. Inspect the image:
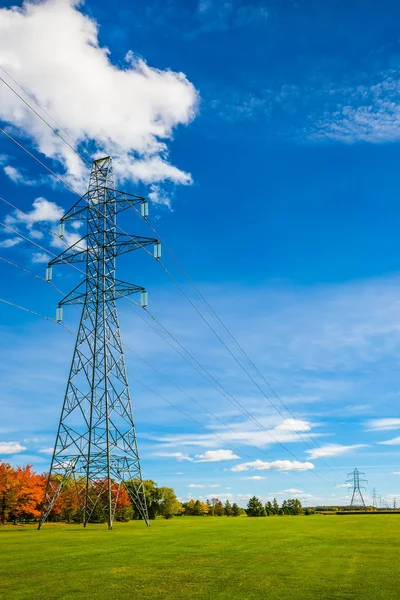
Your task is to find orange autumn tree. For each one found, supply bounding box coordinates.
[0,461,45,524]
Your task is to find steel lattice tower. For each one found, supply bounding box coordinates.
[346,468,367,510]
[39,157,158,530]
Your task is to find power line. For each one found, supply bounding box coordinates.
[0,255,64,295]
[0,127,81,196]
[135,209,338,468]
[0,297,72,333]
[0,71,90,166]
[0,65,85,157]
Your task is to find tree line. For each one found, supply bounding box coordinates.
[0,461,306,524]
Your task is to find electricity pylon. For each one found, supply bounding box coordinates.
[372,487,378,509]
[346,468,367,510]
[39,157,158,530]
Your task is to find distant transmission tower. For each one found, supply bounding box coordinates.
[372,487,378,509]
[346,468,367,510]
[38,157,159,530]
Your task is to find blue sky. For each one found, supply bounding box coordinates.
[1,0,400,508]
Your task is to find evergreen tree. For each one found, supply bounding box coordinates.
[265,501,273,516]
[272,497,279,515]
[232,502,241,516]
[224,499,233,516]
[246,496,266,517]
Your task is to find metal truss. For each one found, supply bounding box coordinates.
[346,468,367,510]
[39,157,157,530]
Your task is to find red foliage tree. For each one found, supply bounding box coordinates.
[0,461,45,524]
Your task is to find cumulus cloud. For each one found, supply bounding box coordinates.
[0,441,27,454]
[231,459,314,472]
[244,475,266,480]
[0,0,198,193]
[187,484,205,488]
[194,449,240,462]
[366,418,400,431]
[306,444,367,459]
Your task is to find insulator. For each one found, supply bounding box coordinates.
[56,307,63,322]
[141,201,149,218]
[140,290,148,308]
[154,243,161,260]
[45,266,52,282]
[58,222,65,238]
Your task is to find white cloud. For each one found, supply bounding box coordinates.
[194,449,240,462]
[0,441,27,454]
[0,237,23,248]
[5,197,63,225]
[4,165,23,183]
[275,488,303,495]
[393,472,400,475]
[0,0,198,192]
[232,459,314,472]
[379,437,400,446]
[366,418,400,431]
[306,443,367,459]
[244,475,266,480]
[187,484,204,488]
[31,252,51,263]
[39,447,54,454]
[311,73,400,144]
[155,452,193,461]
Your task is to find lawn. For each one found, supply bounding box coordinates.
[1,515,399,600]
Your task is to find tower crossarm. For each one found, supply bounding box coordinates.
[61,188,146,223]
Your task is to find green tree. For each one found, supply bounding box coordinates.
[224,499,233,516]
[246,496,266,517]
[265,501,273,516]
[213,498,224,516]
[231,502,241,516]
[272,497,279,515]
[159,487,182,519]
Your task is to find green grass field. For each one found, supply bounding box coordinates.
[1,515,399,600]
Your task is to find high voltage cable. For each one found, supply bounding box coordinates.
[0,294,268,466]
[0,65,86,159]
[138,210,333,463]
[122,339,282,463]
[0,72,90,166]
[127,233,333,471]
[0,297,72,333]
[0,128,81,196]
[0,255,65,295]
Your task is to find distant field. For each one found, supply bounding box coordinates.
[1,515,399,600]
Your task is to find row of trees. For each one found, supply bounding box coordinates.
[0,461,306,524]
[182,498,244,517]
[246,496,303,516]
